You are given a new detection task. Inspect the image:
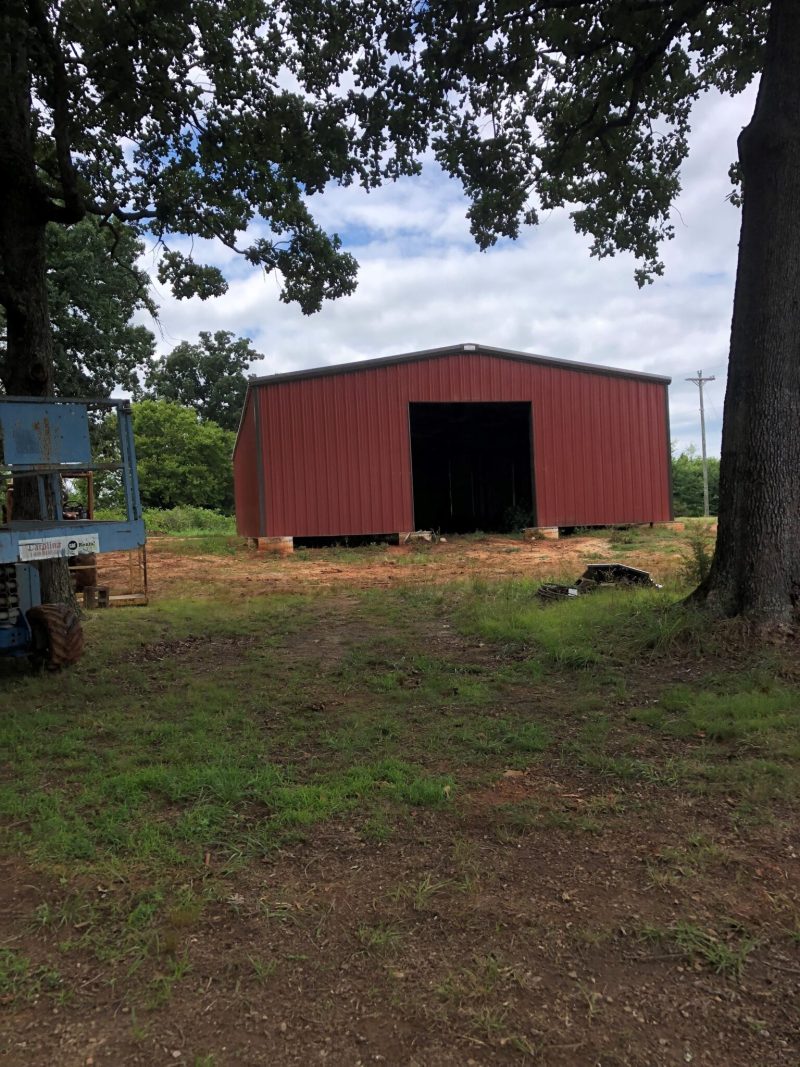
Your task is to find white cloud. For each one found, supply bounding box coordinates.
[138,85,756,456]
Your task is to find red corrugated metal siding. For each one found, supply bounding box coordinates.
[234,350,671,536]
[233,393,260,537]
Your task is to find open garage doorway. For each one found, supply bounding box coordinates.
[409,402,535,533]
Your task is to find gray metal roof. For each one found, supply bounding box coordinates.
[247,342,671,387]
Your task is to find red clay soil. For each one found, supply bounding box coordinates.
[97,533,683,601]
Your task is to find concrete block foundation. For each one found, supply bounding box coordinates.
[254,536,294,555]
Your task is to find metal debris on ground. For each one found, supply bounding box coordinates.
[537,583,581,601]
[403,530,434,544]
[536,562,661,602]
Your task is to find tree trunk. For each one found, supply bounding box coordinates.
[0,5,75,607]
[0,4,54,396]
[0,211,54,397]
[697,0,800,627]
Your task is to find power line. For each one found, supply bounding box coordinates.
[685,370,716,517]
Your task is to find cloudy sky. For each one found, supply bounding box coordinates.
[140,84,758,457]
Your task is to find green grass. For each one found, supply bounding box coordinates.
[152,534,241,556]
[392,872,453,911]
[291,541,395,563]
[2,574,798,1028]
[629,675,800,800]
[249,955,279,981]
[633,681,800,746]
[94,506,236,536]
[646,833,729,886]
[638,921,758,978]
[493,798,606,840]
[0,740,452,869]
[440,715,551,759]
[0,594,459,877]
[356,922,403,953]
[4,581,797,879]
[4,584,799,874]
[456,581,707,663]
[0,948,64,1003]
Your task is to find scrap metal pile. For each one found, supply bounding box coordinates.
[536,563,661,602]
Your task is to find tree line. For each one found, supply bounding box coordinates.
[672,449,720,519]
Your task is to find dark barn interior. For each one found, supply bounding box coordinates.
[409,402,535,533]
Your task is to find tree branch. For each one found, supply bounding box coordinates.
[97,216,155,306]
[600,1,707,133]
[507,0,678,13]
[551,0,707,163]
[85,201,159,223]
[26,0,84,223]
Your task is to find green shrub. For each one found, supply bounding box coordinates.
[457,580,707,663]
[142,507,234,534]
[608,526,638,546]
[94,506,235,535]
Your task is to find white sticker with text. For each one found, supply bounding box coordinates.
[19,534,100,562]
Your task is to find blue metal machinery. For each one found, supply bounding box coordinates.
[0,397,146,666]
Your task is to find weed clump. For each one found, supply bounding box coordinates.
[680,522,715,586]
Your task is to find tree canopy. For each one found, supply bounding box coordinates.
[47,218,156,396]
[132,400,235,512]
[2,2,768,309]
[359,2,766,284]
[0,1,768,359]
[1,216,156,396]
[1,0,390,346]
[144,331,260,431]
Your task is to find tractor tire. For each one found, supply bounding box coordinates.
[26,604,85,669]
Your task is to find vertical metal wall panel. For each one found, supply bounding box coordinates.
[242,350,671,537]
[232,393,260,537]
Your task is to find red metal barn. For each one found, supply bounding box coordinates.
[233,343,672,541]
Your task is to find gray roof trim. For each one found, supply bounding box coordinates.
[247,342,672,388]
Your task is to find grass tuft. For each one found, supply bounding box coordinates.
[457,581,708,665]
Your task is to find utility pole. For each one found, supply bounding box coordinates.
[685,370,716,517]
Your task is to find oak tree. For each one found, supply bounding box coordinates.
[145,331,260,432]
[48,217,155,396]
[1,217,156,396]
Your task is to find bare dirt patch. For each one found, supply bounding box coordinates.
[98,531,682,601]
[2,796,797,1066]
